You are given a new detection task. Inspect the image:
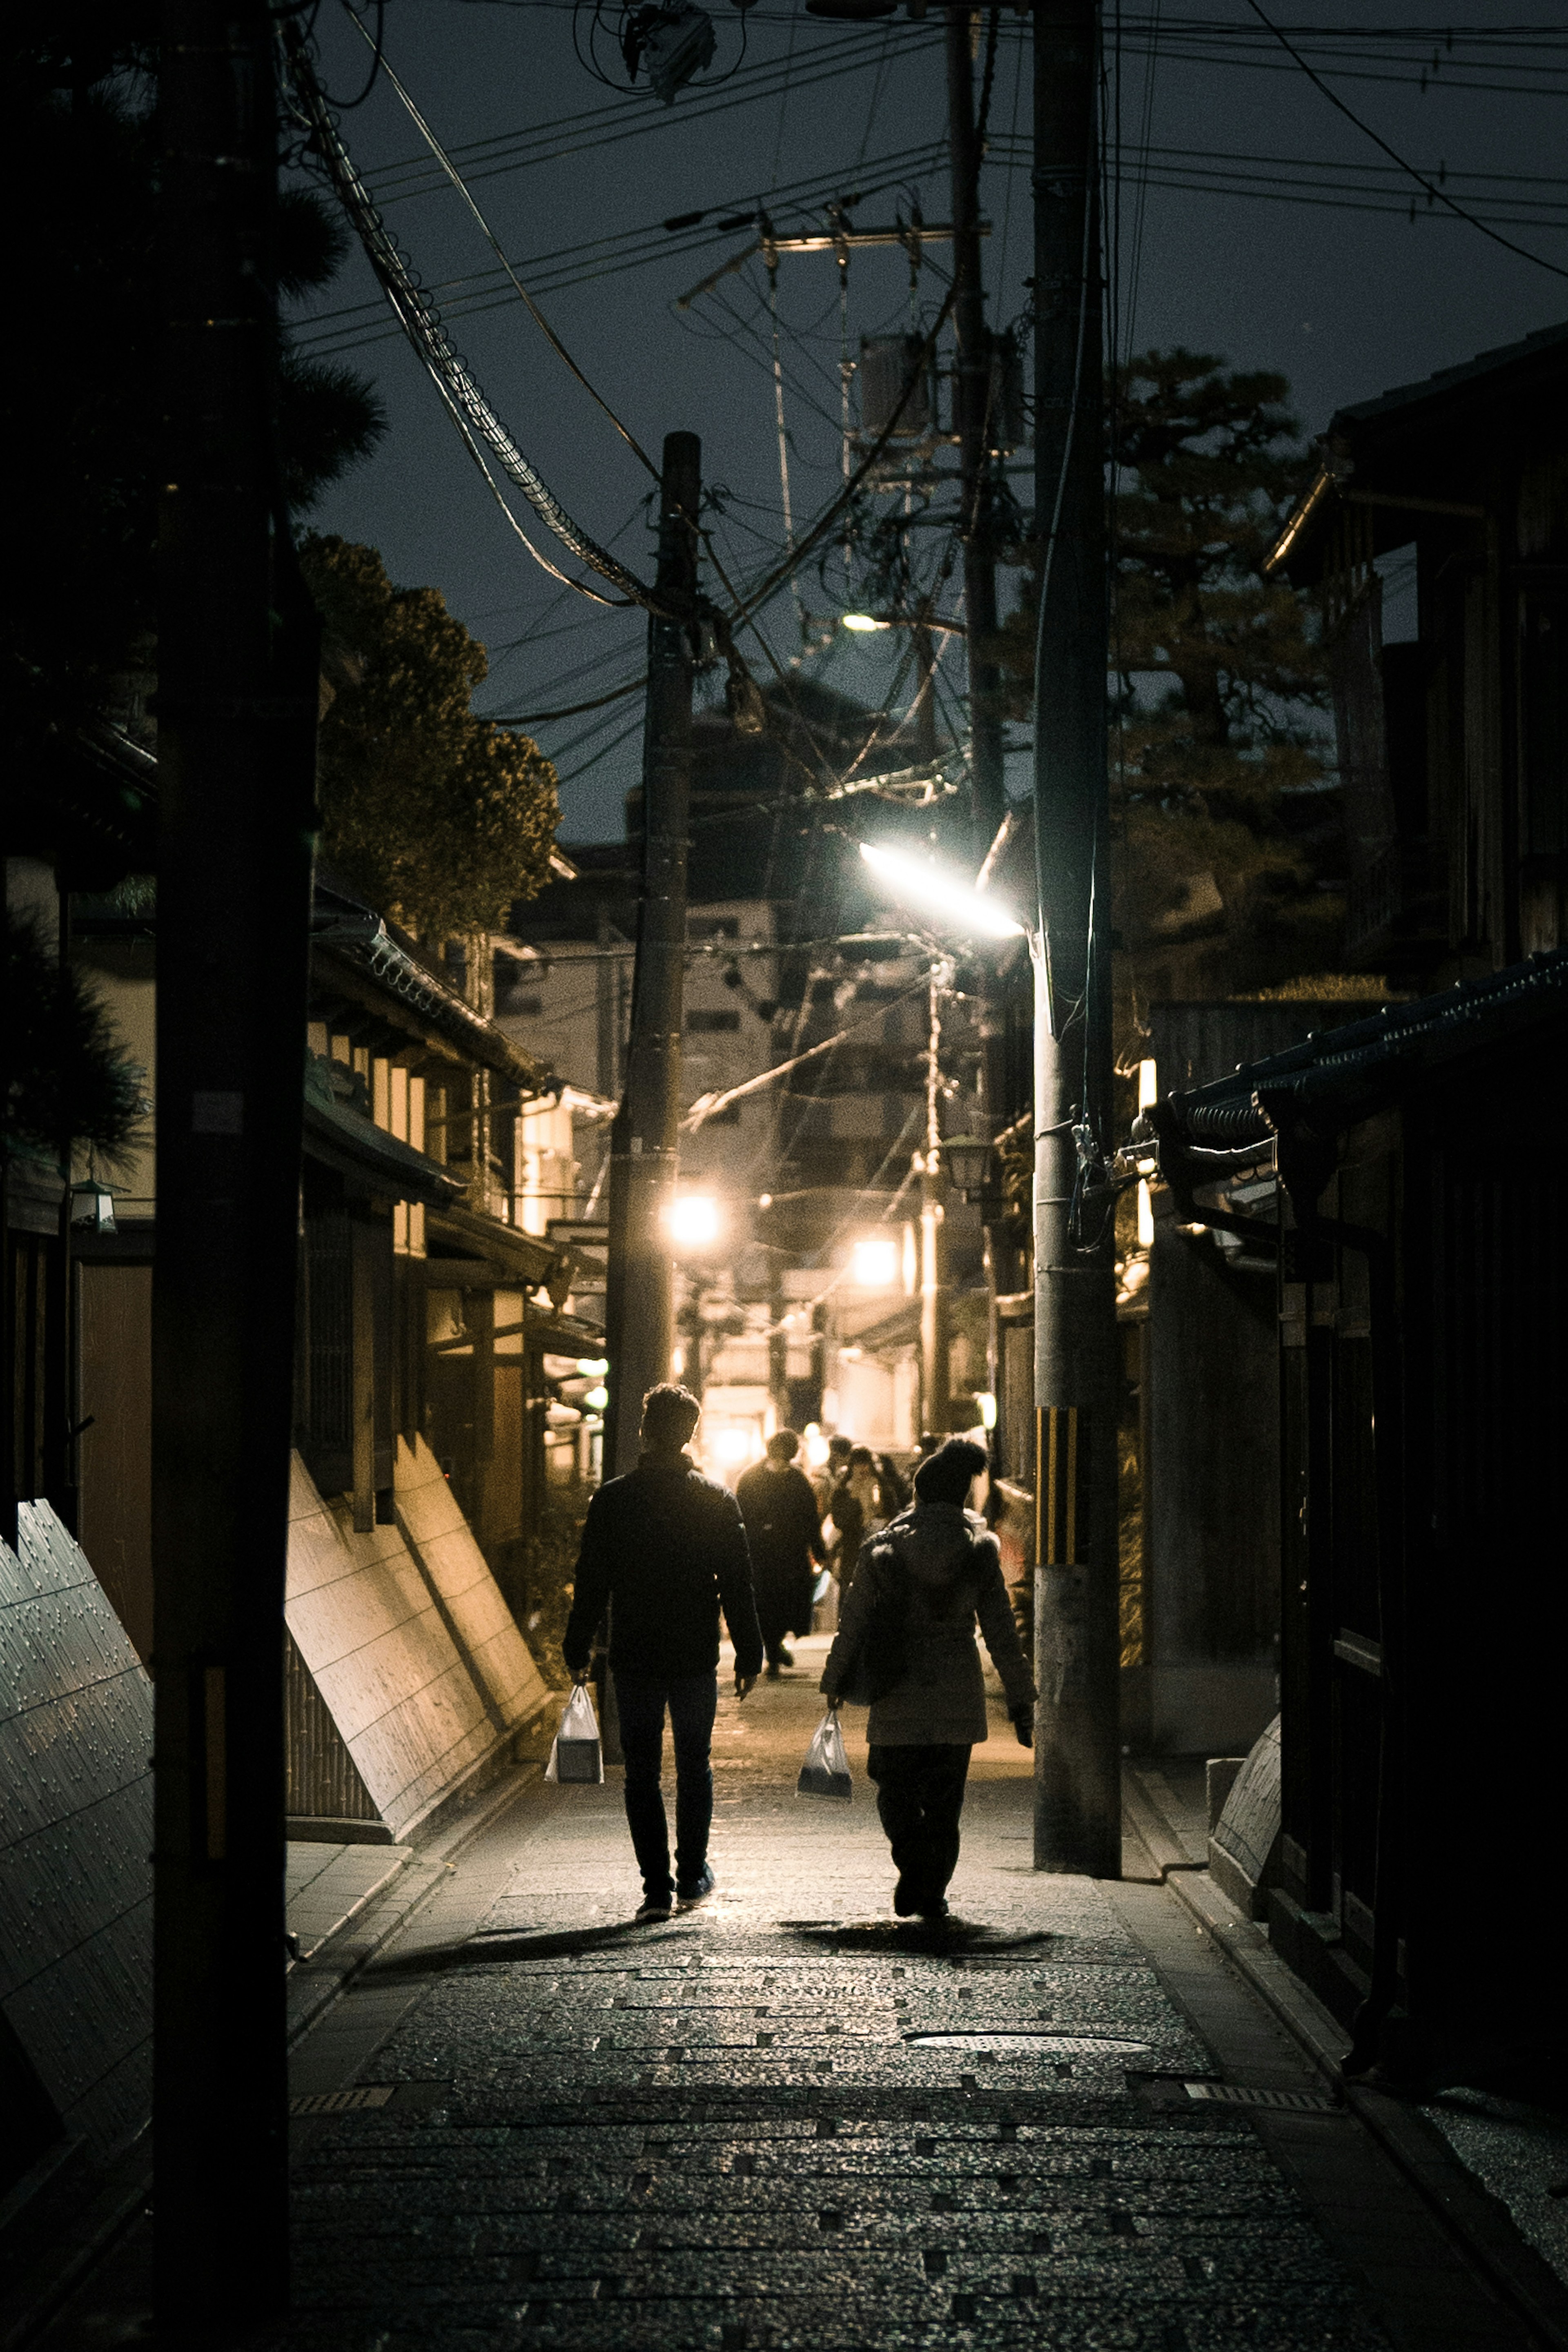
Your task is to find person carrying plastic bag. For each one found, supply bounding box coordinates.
[797,1708,852,1801]
[545,1680,603,1783]
[819,1437,1034,1922]
[561,1383,764,1923]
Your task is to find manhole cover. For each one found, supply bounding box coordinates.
[905,2033,1151,2055]
[1185,2082,1337,2112]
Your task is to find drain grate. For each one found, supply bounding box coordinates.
[906,2032,1151,2055]
[289,2085,396,2116]
[1185,2082,1337,2113]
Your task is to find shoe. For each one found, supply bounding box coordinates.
[777,1646,794,1668]
[893,1878,918,1918]
[916,1897,949,1922]
[766,1663,782,1680]
[675,1866,715,1910]
[635,1895,673,1923]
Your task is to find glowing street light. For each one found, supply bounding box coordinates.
[666,1193,721,1249]
[858,842,1028,941]
[849,1234,900,1289]
[842,612,888,633]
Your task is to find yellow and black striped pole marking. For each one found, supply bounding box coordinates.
[1036,1405,1091,1567]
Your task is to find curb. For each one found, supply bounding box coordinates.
[1162,1864,1568,2352]
[2,1758,546,2352]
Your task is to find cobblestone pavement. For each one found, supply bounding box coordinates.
[284,1657,1510,2351]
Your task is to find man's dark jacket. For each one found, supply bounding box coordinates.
[562,1450,764,1682]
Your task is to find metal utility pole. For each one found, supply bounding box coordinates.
[1030,0,1121,1877]
[946,5,1007,850]
[155,0,319,2325]
[918,960,953,1438]
[603,434,700,1473]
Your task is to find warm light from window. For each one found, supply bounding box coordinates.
[711,1425,755,1466]
[1137,1179,1155,1250]
[849,1236,899,1289]
[1138,1057,1158,1110]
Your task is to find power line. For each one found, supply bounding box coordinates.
[1237,0,1568,279]
[280,22,663,606]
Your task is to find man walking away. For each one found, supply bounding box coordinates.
[564,1384,764,1922]
[737,1430,824,1676]
[820,1437,1034,1921]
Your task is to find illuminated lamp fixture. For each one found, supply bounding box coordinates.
[69,1178,116,1234]
[942,1134,993,1200]
[667,1193,721,1249]
[849,1235,899,1289]
[859,842,1027,941]
[584,1385,610,1411]
[841,611,889,632]
[575,1357,609,1378]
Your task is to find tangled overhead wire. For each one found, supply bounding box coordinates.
[575,0,754,106]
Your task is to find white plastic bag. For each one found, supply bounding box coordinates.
[545,1681,604,1784]
[797,1708,852,1802]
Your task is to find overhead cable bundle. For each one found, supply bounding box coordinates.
[278,21,659,610]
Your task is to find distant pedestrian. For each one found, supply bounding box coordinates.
[737,1430,824,1677]
[563,1384,764,1922]
[820,1437,1034,1922]
[814,1433,853,1516]
[830,1445,886,1593]
[875,1451,911,1512]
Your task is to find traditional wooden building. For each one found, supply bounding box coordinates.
[1148,950,1568,2080]
[1267,318,1568,984]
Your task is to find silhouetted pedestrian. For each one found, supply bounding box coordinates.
[820,1437,1034,1921]
[563,1384,763,1922]
[737,1430,823,1676]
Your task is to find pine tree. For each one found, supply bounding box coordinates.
[301,536,561,942]
[1000,347,1344,1020]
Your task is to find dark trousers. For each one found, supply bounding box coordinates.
[613,1670,717,1901]
[866,1743,972,1908]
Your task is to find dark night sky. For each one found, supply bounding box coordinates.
[291,1,1568,843]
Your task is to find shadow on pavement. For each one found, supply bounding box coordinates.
[779,1919,1061,1956]
[365,1919,700,1977]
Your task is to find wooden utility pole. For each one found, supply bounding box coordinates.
[603,434,700,1472]
[154,0,319,2325]
[947,4,1007,851]
[918,960,953,1439]
[1030,0,1121,1877]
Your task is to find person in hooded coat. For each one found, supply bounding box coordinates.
[737,1428,824,1675]
[819,1437,1035,1920]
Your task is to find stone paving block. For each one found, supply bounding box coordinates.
[284,1676,1443,2352]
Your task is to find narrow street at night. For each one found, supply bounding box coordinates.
[266,1662,1519,2352]
[10,7,1568,2347]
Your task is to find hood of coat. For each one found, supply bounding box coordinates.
[880,1501,990,1592]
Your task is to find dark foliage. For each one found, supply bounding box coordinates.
[4,52,383,759]
[4,912,147,1168]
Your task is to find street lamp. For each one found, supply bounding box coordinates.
[849,1234,899,1289]
[858,842,1029,942]
[666,1193,721,1249]
[943,1133,993,1200]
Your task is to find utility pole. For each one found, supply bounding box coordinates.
[1030,0,1121,1877]
[155,0,319,2326]
[603,434,700,1472]
[946,4,1007,851]
[918,960,953,1438]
